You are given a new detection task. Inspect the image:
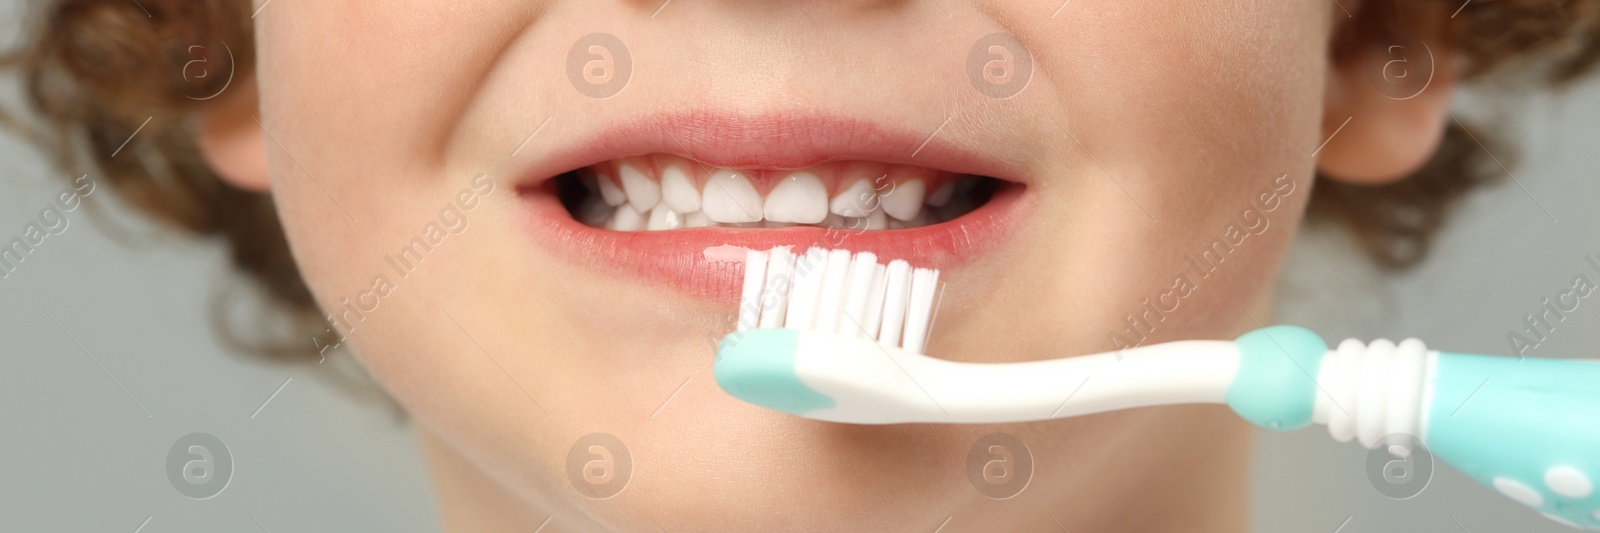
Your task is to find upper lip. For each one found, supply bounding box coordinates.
[509,109,1027,188]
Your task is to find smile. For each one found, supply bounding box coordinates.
[513,111,1033,301]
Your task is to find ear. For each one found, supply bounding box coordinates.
[1317,4,1456,185]
[195,78,270,192]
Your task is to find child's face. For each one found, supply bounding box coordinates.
[255,2,1332,530]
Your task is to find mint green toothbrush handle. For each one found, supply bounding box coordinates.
[1427,353,1600,529]
[1226,326,1600,529]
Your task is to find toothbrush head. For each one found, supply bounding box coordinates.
[715,248,946,422]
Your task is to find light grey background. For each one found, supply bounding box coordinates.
[2,3,1597,532]
[1259,77,1600,531]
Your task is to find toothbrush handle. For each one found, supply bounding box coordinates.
[1424,352,1600,529]
[1227,326,1600,530]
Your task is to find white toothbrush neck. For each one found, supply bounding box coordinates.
[899,335,1436,439]
[1312,337,1434,447]
[816,340,1242,424]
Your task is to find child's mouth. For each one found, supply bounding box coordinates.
[511,111,1033,302]
[554,157,1002,231]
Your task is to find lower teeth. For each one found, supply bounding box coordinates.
[558,173,996,231]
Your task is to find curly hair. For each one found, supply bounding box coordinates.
[4,0,1600,359]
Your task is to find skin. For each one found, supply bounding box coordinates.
[198,0,1456,531]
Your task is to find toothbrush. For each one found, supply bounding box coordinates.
[715,248,1600,530]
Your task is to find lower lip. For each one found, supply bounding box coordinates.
[516,184,1030,303]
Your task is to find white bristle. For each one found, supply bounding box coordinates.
[901,268,940,355]
[839,252,878,337]
[757,247,795,329]
[784,248,829,330]
[737,249,769,331]
[877,260,912,348]
[814,250,854,333]
[859,263,888,338]
[738,248,941,353]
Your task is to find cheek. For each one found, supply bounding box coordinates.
[254,2,533,370]
[974,1,1329,346]
[1031,1,1330,190]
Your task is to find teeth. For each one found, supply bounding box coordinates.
[609,204,647,231]
[865,209,888,230]
[597,173,627,206]
[830,179,879,218]
[839,209,888,231]
[660,163,701,213]
[927,181,955,207]
[882,179,926,221]
[763,172,829,224]
[702,170,764,223]
[618,162,661,213]
[646,206,682,231]
[577,162,985,231]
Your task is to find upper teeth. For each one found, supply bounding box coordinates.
[830,179,878,218]
[765,172,828,224]
[597,172,627,206]
[702,170,764,223]
[880,178,926,221]
[582,156,976,231]
[660,162,700,213]
[617,162,660,214]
